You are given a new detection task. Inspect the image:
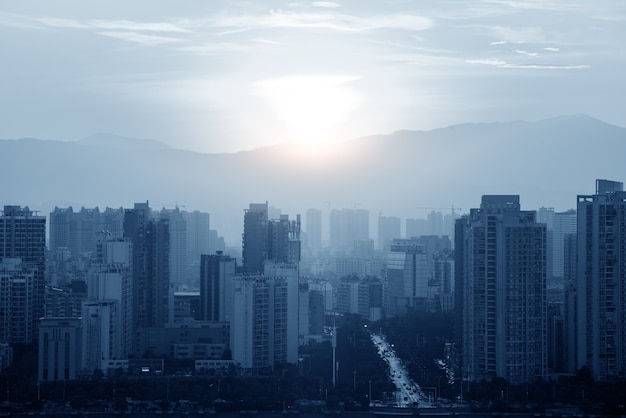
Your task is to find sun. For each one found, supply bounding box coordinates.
[255,74,361,147]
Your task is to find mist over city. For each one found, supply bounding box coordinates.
[1,1,626,417]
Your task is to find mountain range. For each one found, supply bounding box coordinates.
[1,114,623,244]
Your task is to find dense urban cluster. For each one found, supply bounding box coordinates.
[1,179,626,414]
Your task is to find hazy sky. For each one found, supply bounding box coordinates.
[1,0,625,153]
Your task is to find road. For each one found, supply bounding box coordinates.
[370,333,430,408]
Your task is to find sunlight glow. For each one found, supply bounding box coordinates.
[255,74,361,147]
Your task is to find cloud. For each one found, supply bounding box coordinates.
[252,38,286,45]
[513,48,538,57]
[490,40,525,45]
[312,1,341,7]
[36,17,89,29]
[544,47,559,52]
[216,27,255,36]
[36,16,188,33]
[97,31,184,46]
[206,10,433,32]
[88,19,189,33]
[180,43,250,56]
[466,58,589,69]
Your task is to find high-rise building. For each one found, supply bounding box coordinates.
[305,208,322,251]
[456,195,546,384]
[124,202,170,330]
[0,205,46,343]
[378,215,401,253]
[537,207,577,290]
[0,258,36,344]
[82,300,120,373]
[242,203,269,274]
[159,208,188,288]
[87,237,133,359]
[199,252,236,322]
[329,208,369,254]
[230,266,299,371]
[405,218,428,239]
[386,239,432,316]
[433,249,455,312]
[268,215,301,264]
[575,179,626,381]
[182,210,211,265]
[243,203,301,273]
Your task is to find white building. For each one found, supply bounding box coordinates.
[231,262,299,371]
[38,317,83,381]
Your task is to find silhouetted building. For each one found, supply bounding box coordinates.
[242,202,269,274]
[135,321,230,359]
[199,252,236,322]
[456,195,546,384]
[0,205,46,343]
[172,291,200,322]
[159,208,188,289]
[124,202,170,332]
[575,179,626,381]
[433,249,455,312]
[268,214,301,264]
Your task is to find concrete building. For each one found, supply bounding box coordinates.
[433,249,455,312]
[172,291,201,322]
[385,239,433,316]
[329,208,369,254]
[199,252,236,322]
[455,195,547,384]
[305,208,322,252]
[38,317,83,381]
[82,300,119,374]
[378,215,401,253]
[242,203,269,274]
[0,258,35,344]
[87,238,133,358]
[159,207,189,289]
[231,263,299,372]
[336,275,384,321]
[0,206,46,343]
[49,207,103,257]
[124,202,170,330]
[134,321,230,359]
[575,179,626,381]
[537,207,577,290]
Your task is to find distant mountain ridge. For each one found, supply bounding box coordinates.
[78,133,173,151]
[1,114,623,243]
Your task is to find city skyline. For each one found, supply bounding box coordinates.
[1,1,625,153]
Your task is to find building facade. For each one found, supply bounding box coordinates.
[456,195,546,384]
[199,252,236,322]
[0,206,46,343]
[38,317,83,381]
[576,179,626,381]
